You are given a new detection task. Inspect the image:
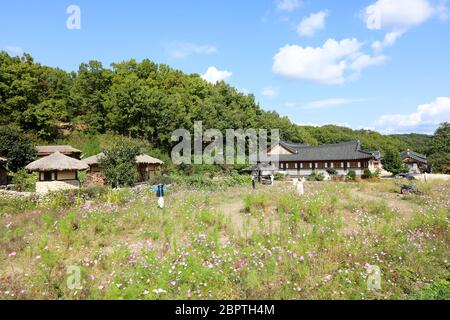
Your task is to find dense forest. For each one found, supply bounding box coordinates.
[0,51,448,172]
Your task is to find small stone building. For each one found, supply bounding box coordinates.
[25,152,89,193]
[0,157,7,186]
[82,153,164,183]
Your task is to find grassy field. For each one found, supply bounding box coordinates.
[0,179,449,300]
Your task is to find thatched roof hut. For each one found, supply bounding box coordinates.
[25,152,88,193]
[136,154,164,165]
[82,152,105,166]
[82,152,164,182]
[26,152,89,172]
[82,153,164,165]
[36,145,82,159]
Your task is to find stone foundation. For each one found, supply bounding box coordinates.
[36,180,80,194]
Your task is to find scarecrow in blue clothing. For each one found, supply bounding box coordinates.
[150,184,169,209]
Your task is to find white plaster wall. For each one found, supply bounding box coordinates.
[58,170,77,180]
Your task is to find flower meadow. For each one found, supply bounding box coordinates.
[0,179,449,300]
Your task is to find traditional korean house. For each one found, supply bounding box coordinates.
[400,149,428,174]
[0,157,7,186]
[25,152,89,193]
[82,153,164,183]
[36,145,82,159]
[266,140,380,177]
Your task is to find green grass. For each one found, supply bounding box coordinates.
[0,179,449,300]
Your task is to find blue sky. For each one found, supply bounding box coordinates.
[1,0,449,134]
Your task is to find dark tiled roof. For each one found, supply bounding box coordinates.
[401,150,427,163]
[278,141,309,154]
[243,163,277,172]
[272,141,377,162]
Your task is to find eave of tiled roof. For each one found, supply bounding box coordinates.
[274,141,377,161]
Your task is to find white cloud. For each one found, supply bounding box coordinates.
[371,29,406,51]
[375,97,450,133]
[303,98,369,109]
[5,45,23,56]
[201,67,232,84]
[261,86,279,98]
[272,38,386,84]
[363,0,435,30]
[363,0,447,51]
[276,0,301,12]
[165,42,217,59]
[297,10,329,37]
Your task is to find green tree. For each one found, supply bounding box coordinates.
[382,148,408,175]
[427,122,450,173]
[0,125,36,172]
[99,138,140,188]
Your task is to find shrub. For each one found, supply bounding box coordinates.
[326,168,337,176]
[42,185,109,208]
[346,170,357,181]
[99,138,140,188]
[361,169,373,179]
[170,173,251,190]
[372,168,381,178]
[10,169,37,192]
[308,170,325,181]
[274,172,286,181]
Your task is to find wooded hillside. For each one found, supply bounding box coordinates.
[0,51,448,171]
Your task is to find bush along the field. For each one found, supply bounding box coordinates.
[170,173,252,190]
[361,169,373,179]
[326,168,337,176]
[346,170,357,181]
[10,169,37,192]
[274,172,287,181]
[99,138,140,188]
[308,170,325,181]
[40,185,109,208]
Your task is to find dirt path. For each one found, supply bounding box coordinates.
[351,187,419,219]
